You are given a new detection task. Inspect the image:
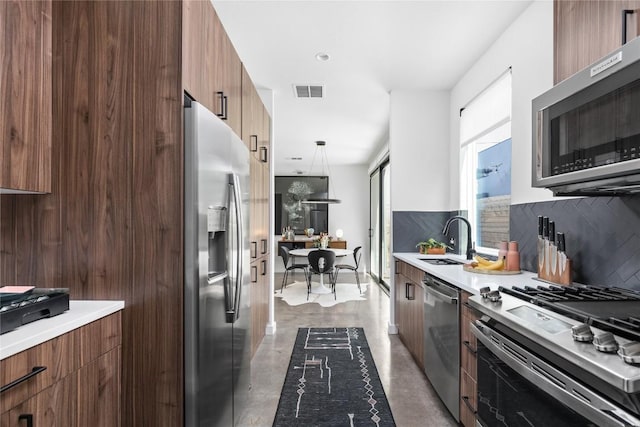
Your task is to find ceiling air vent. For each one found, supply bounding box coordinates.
[293,84,324,98]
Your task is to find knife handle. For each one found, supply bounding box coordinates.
[549,221,555,243]
[543,216,549,238]
[538,215,543,236]
[557,232,565,252]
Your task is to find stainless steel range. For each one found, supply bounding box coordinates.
[469,284,640,427]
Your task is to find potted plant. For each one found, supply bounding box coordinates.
[416,238,451,255]
[312,233,332,248]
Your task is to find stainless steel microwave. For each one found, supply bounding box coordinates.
[532,36,640,196]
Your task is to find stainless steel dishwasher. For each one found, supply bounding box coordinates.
[423,272,460,421]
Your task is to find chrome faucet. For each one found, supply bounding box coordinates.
[442,216,475,260]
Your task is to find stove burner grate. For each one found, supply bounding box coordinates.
[499,284,640,342]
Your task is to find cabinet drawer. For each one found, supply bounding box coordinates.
[1,331,77,413]
[1,370,77,427]
[0,312,121,413]
[460,397,477,427]
[77,346,121,427]
[406,263,424,285]
[461,301,480,320]
[460,369,477,412]
[461,340,477,380]
[460,292,481,319]
[80,312,122,366]
[461,308,478,380]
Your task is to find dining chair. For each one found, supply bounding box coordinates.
[335,246,362,293]
[279,246,308,293]
[306,249,337,300]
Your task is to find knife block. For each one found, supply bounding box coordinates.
[537,256,572,285]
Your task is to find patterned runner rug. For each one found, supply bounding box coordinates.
[273,327,395,426]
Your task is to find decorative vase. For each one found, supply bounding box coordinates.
[507,241,520,271]
[498,241,508,267]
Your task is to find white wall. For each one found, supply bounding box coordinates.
[449,0,555,207]
[389,90,451,211]
[273,164,369,273]
[329,164,370,268]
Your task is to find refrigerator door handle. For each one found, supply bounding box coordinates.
[229,173,243,323]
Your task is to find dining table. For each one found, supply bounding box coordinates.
[289,248,353,294]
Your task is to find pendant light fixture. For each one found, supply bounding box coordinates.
[302,141,341,204]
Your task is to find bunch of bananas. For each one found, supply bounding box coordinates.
[470,255,504,271]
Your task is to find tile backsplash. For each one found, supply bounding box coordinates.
[394,199,640,292]
[392,211,462,253]
[510,197,640,291]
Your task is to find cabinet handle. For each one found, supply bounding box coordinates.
[261,239,268,255]
[461,396,477,414]
[251,266,257,283]
[18,414,33,427]
[216,91,228,120]
[251,241,257,259]
[462,301,478,314]
[406,282,415,300]
[622,9,636,45]
[1,366,47,394]
[463,340,477,354]
[259,146,268,163]
[394,260,399,274]
[250,135,258,152]
[261,259,267,276]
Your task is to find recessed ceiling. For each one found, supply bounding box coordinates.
[213,0,533,174]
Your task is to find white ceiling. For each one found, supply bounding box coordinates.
[213,0,533,174]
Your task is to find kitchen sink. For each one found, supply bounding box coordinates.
[419,258,464,266]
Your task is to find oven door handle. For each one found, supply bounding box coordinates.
[471,321,640,427]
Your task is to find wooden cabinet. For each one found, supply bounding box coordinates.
[2,373,76,427]
[183,0,242,136]
[459,291,480,427]
[0,0,52,193]
[2,1,270,425]
[250,256,269,358]
[555,0,640,83]
[242,66,262,155]
[394,259,425,369]
[243,65,271,357]
[1,312,121,427]
[304,240,347,249]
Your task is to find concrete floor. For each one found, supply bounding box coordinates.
[238,273,458,427]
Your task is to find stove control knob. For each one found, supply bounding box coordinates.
[571,324,594,342]
[618,342,640,364]
[487,290,501,303]
[593,332,619,353]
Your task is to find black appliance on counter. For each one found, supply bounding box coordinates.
[470,284,640,427]
[0,288,70,334]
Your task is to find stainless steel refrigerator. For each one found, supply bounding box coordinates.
[184,99,251,426]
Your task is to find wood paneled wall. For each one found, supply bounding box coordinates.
[0,0,52,193]
[1,1,183,425]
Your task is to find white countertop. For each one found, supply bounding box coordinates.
[0,300,125,360]
[393,252,541,294]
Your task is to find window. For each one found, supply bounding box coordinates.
[460,70,512,254]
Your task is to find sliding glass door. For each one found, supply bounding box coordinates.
[369,159,390,289]
[381,163,391,285]
[370,169,381,283]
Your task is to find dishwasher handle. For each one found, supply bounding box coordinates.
[424,283,458,305]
